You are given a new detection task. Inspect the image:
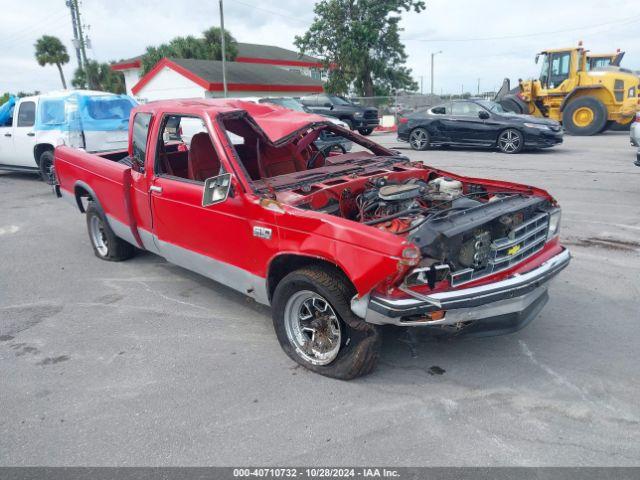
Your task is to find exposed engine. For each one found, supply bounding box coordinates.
[348,176,552,287]
[355,176,466,233]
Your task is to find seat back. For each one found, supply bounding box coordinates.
[188,133,220,181]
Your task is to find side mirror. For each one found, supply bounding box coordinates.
[323,102,332,108]
[131,156,145,173]
[202,173,232,207]
[478,110,490,120]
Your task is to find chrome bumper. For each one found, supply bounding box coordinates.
[364,248,570,329]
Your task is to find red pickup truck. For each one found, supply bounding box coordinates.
[54,99,570,379]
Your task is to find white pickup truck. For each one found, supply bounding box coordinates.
[0,90,136,182]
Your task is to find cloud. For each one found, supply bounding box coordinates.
[1,0,639,95]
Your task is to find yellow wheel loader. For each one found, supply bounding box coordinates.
[496,46,640,135]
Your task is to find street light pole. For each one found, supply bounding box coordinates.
[219,0,227,97]
[430,50,442,95]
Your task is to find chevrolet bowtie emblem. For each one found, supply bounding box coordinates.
[507,244,522,256]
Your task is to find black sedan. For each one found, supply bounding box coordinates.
[398,99,563,154]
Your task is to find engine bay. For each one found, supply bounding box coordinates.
[294,169,555,288]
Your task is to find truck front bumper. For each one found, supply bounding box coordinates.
[362,248,570,336]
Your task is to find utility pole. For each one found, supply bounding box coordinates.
[66,0,82,70]
[419,76,424,95]
[477,78,480,96]
[219,0,228,97]
[74,0,89,69]
[430,51,442,95]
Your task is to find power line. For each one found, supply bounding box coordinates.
[403,14,640,43]
[0,11,69,46]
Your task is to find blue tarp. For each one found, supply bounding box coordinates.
[0,95,16,127]
[35,93,137,132]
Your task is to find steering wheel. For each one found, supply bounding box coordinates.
[306,143,348,169]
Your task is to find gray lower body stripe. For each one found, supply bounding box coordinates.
[105,216,269,306]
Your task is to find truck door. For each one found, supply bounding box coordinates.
[11,100,38,167]
[128,112,157,252]
[147,113,268,302]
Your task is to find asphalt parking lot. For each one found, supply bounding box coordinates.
[1,132,639,466]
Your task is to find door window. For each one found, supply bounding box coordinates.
[17,101,36,127]
[451,102,484,116]
[548,52,571,88]
[131,113,152,165]
[301,96,318,107]
[155,114,219,183]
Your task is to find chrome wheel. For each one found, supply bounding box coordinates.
[498,129,522,153]
[89,215,109,257]
[284,290,342,366]
[409,128,429,150]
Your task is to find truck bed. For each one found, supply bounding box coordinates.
[54,146,137,242]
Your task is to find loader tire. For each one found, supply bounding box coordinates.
[272,265,381,380]
[562,97,607,136]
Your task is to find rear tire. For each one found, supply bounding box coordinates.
[358,128,373,136]
[408,127,431,151]
[342,119,354,130]
[271,266,381,380]
[86,202,135,261]
[562,97,607,136]
[39,150,55,184]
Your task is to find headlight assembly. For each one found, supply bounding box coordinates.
[547,209,562,240]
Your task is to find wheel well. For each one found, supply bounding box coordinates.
[33,144,54,166]
[73,185,93,213]
[266,254,354,302]
[560,87,609,111]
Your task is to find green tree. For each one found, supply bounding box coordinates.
[72,60,126,94]
[295,0,425,96]
[141,27,238,75]
[34,35,70,89]
[0,92,10,105]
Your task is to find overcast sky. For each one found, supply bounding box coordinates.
[2,0,640,96]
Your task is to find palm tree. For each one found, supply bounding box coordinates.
[34,35,70,89]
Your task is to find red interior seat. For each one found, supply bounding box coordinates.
[188,133,220,181]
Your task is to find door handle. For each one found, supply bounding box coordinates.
[4,133,10,137]
[149,185,162,194]
[27,132,35,137]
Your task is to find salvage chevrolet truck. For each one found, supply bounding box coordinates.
[53,99,570,379]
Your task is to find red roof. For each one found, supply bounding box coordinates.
[111,43,323,71]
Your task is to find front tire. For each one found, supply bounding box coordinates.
[271,266,381,379]
[408,127,431,151]
[358,128,373,136]
[497,128,524,154]
[562,97,607,136]
[39,150,55,184]
[86,202,135,261]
